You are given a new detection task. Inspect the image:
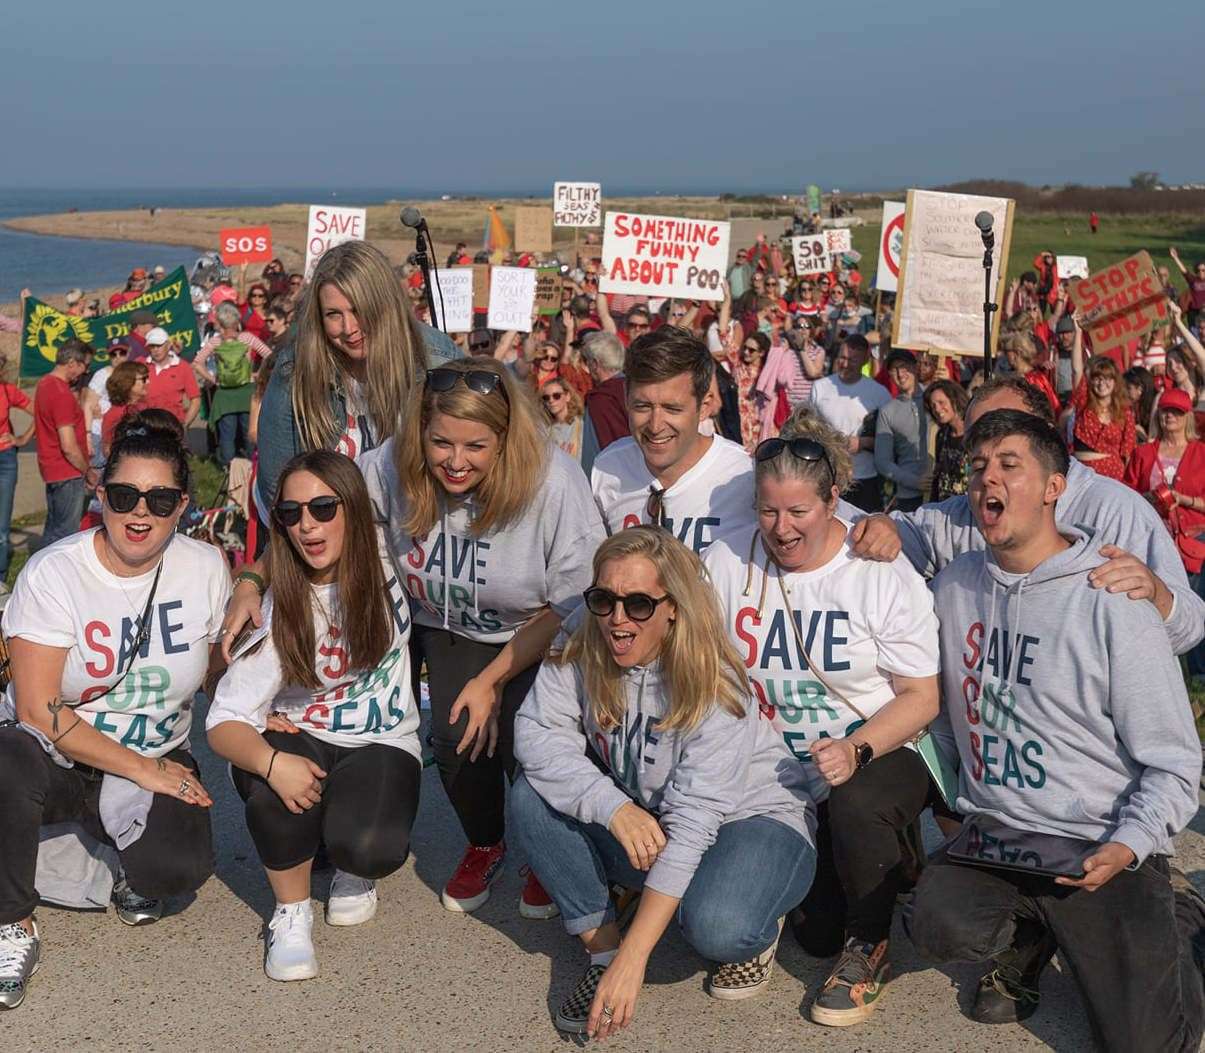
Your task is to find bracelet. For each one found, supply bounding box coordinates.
[235,570,266,595]
[265,749,279,781]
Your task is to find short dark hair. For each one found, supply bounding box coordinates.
[843,333,870,358]
[969,374,1056,424]
[923,378,971,421]
[1020,271,1037,284]
[55,339,92,366]
[966,409,1069,477]
[625,326,713,404]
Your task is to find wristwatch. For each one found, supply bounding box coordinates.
[852,741,875,771]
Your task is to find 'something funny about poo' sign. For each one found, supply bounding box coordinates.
[554,182,602,227]
[601,212,730,301]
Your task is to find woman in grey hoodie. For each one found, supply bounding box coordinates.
[512,527,816,1039]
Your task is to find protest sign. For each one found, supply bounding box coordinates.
[487,266,537,332]
[514,207,553,253]
[432,268,474,332]
[601,212,730,300]
[876,202,906,293]
[220,225,273,266]
[304,205,366,279]
[553,182,602,227]
[791,235,830,277]
[535,268,562,315]
[1072,251,1168,367]
[1059,255,1090,280]
[21,267,200,377]
[824,229,852,256]
[893,189,1014,357]
[472,264,490,309]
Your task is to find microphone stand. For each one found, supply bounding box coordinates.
[982,241,997,379]
[411,222,441,330]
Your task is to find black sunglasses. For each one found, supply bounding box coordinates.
[754,437,835,485]
[274,495,342,527]
[583,586,671,623]
[426,367,507,400]
[103,483,183,517]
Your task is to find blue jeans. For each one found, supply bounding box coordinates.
[1189,573,1205,677]
[509,774,815,962]
[0,448,18,577]
[42,476,85,547]
[216,412,249,467]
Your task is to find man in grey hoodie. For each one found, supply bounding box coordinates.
[912,409,1204,1052]
[873,349,929,512]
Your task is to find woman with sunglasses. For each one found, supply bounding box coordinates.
[512,527,816,1037]
[207,451,420,982]
[541,377,585,462]
[360,358,605,916]
[0,413,231,1010]
[703,408,940,1030]
[239,282,271,342]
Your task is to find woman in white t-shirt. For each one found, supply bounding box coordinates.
[703,407,940,1030]
[207,450,420,983]
[0,414,230,1011]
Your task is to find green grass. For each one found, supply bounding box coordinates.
[189,454,226,509]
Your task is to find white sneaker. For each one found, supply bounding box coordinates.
[264,901,318,982]
[0,920,40,1010]
[326,870,377,926]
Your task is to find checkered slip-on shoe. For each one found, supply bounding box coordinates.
[707,916,784,1001]
[554,963,608,1033]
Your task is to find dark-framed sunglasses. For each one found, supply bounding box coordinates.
[754,436,835,484]
[426,367,507,400]
[583,586,671,622]
[103,483,183,518]
[274,495,342,527]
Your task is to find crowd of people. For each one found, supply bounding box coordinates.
[0,232,1203,1052]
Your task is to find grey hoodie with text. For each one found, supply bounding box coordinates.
[931,529,1201,865]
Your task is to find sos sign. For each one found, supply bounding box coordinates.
[219,226,274,266]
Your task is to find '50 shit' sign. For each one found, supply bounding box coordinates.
[601,212,730,301]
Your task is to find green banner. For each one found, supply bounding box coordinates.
[806,184,822,215]
[21,267,200,378]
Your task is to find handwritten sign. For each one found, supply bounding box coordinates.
[1059,255,1090,280]
[535,268,562,315]
[876,202,906,293]
[554,182,602,227]
[514,206,553,253]
[1073,251,1167,367]
[601,212,730,300]
[893,189,1014,357]
[791,235,830,277]
[472,264,490,310]
[220,226,273,266]
[824,229,852,256]
[432,268,474,332]
[487,266,537,332]
[304,205,366,279]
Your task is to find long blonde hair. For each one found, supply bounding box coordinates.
[557,528,748,734]
[395,358,548,537]
[291,241,426,452]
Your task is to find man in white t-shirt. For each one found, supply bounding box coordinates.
[591,326,756,554]
[809,334,890,512]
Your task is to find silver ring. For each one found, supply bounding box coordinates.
[179,779,191,796]
[602,1005,614,1018]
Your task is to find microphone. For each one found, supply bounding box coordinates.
[974,211,995,251]
[400,206,426,230]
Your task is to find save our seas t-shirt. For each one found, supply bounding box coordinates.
[590,434,756,555]
[2,529,232,757]
[704,520,939,801]
[207,547,421,762]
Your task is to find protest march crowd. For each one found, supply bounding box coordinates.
[0,221,1203,1053]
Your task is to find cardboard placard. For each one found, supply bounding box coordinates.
[893,189,1014,357]
[824,229,852,256]
[554,182,602,227]
[535,268,562,315]
[432,268,474,332]
[220,225,273,266]
[514,206,553,253]
[1059,255,1090,280]
[1072,251,1168,366]
[472,264,490,309]
[876,202,906,293]
[791,235,830,277]
[487,266,537,332]
[304,205,366,279]
[601,212,730,300]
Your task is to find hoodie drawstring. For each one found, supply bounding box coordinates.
[740,529,771,617]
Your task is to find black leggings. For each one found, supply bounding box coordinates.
[797,746,934,953]
[232,731,421,877]
[413,623,541,847]
[0,725,213,925]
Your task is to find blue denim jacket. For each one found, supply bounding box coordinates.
[255,321,461,509]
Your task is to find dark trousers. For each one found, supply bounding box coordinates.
[413,623,540,847]
[911,849,1205,1053]
[232,731,420,877]
[42,475,86,547]
[797,747,932,953]
[0,726,213,924]
[846,475,882,514]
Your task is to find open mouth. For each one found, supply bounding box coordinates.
[641,434,674,452]
[608,629,637,657]
[124,522,151,543]
[773,536,802,556]
[980,495,1005,527]
[302,538,326,558]
[441,466,471,484]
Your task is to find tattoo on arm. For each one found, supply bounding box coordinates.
[47,697,66,736]
[156,758,167,772]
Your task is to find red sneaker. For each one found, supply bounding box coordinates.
[441,842,506,913]
[518,865,560,920]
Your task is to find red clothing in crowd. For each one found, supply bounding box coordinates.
[33,374,86,483]
[239,304,269,342]
[0,382,31,447]
[101,402,141,453]
[1124,440,1205,573]
[1022,367,1060,417]
[1070,386,1136,481]
[145,356,199,422]
[584,374,629,451]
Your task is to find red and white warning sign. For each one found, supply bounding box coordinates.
[876,202,905,293]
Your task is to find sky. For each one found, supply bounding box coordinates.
[3,0,1203,194]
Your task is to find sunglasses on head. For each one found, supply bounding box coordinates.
[103,483,183,517]
[274,495,342,527]
[754,436,835,484]
[426,367,507,400]
[583,586,671,622]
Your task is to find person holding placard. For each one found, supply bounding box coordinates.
[703,409,941,1028]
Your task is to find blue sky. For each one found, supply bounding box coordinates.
[3,0,1202,192]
